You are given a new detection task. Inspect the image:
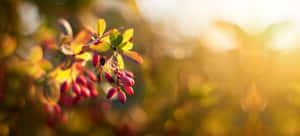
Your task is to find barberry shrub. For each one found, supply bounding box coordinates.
[38,18,143,126]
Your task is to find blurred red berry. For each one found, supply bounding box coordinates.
[72,83,81,95]
[76,75,87,86]
[105,72,114,83]
[86,71,97,82]
[81,87,90,97]
[90,89,98,97]
[123,86,134,96]
[107,88,117,99]
[73,95,82,104]
[118,91,126,103]
[60,81,69,93]
[129,79,135,86]
[92,54,100,66]
[60,94,73,108]
[53,104,61,115]
[86,81,94,90]
[117,71,125,77]
[44,103,51,113]
[60,114,68,125]
[47,117,55,127]
[125,71,134,78]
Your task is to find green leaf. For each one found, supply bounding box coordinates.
[116,54,124,69]
[110,29,123,47]
[118,42,133,51]
[122,28,134,43]
[96,18,106,37]
[123,51,143,64]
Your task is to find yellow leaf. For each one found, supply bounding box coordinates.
[119,42,133,51]
[48,64,79,84]
[75,52,92,61]
[28,46,43,62]
[122,28,134,43]
[96,18,106,37]
[39,59,53,71]
[27,64,45,79]
[89,41,111,53]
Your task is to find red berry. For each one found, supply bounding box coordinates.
[44,103,51,113]
[117,71,125,77]
[81,87,90,97]
[90,90,98,97]
[72,83,81,95]
[118,91,126,103]
[47,117,55,127]
[60,114,68,124]
[105,72,114,83]
[86,81,94,90]
[86,71,97,82]
[76,75,87,86]
[125,71,134,78]
[53,104,61,115]
[123,86,134,96]
[92,54,100,66]
[120,76,134,86]
[129,79,135,86]
[107,88,117,99]
[73,95,82,104]
[60,81,69,93]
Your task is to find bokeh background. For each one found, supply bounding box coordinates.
[2,0,300,135]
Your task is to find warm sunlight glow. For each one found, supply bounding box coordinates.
[267,25,300,52]
[136,0,300,51]
[202,26,237,51]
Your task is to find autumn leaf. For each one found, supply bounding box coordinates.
[69,30,93,54]
[123,51,143,64]
[118,42,133,51]
[96,18,106,38]
[122,28,134,43]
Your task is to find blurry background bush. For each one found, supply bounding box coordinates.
[2,0,300,135]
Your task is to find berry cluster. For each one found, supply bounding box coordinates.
[44,103,67,127]
[59,69,99,105]
[92,53,135,103]
[106,71,135,103]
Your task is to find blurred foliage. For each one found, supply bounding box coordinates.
[2,0,300,136]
